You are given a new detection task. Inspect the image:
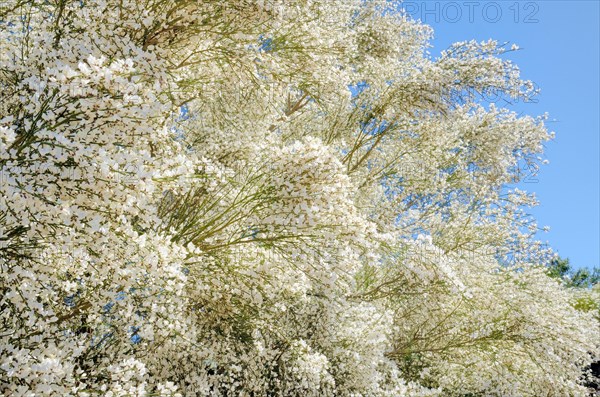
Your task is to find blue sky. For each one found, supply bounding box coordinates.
[399,1,599,268]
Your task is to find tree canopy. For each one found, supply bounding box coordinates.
[0,1,598,396]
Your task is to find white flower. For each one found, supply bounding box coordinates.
[0,126,16,145]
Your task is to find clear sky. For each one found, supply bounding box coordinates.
[399,0,599,269]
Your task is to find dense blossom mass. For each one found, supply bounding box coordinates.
[0,1,599,396]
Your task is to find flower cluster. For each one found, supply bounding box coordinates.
[0,1,598,396]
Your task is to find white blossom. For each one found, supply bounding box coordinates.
[0,1,597,396]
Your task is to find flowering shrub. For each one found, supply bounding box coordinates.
[0,1,598,396]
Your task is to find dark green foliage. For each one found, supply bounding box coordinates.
[547,257,600,288]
